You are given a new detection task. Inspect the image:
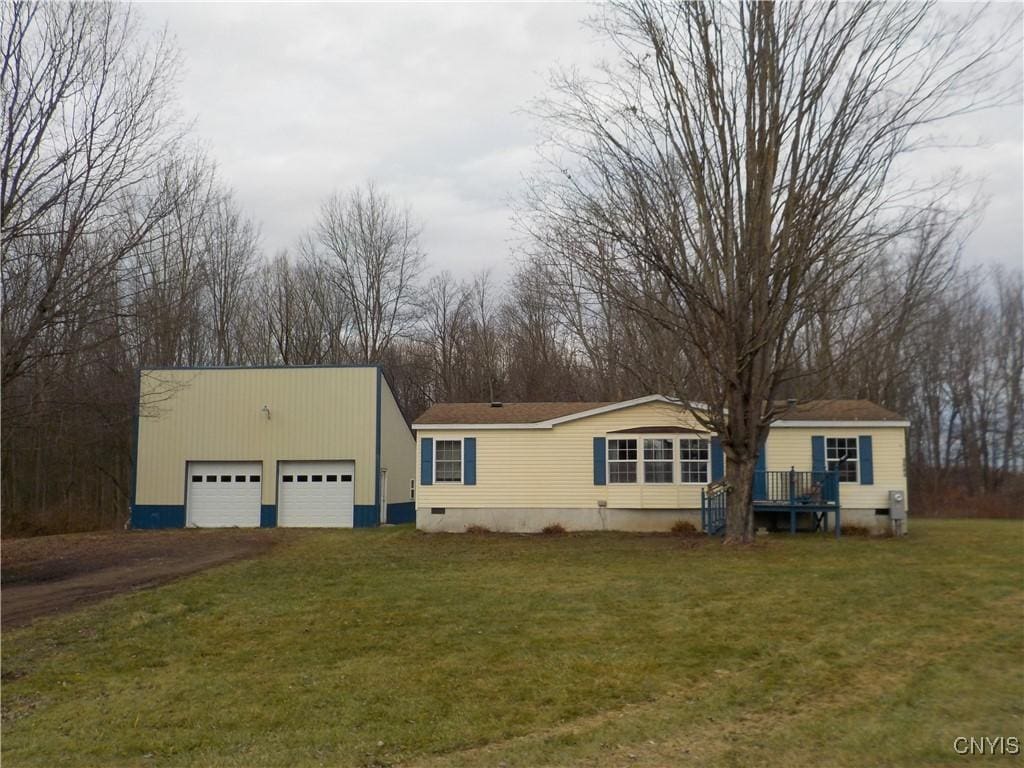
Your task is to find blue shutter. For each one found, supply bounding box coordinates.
[420,437,433,485]
[593,437,606,485]
[710,436,725,482]
[463,437,476,485]
[858,435,874,485]
[811,436,825,474]
[753,445,767,500]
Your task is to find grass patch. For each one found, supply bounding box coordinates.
[2,520,1022,767]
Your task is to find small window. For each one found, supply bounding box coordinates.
[297,475,308,482]
[679,439,710,484]
[644,438,674,483]
[431,507,446,515]
[283,475,293,482]
[191,475,202,482]
[435,439,462,483]
[221,475,231,482]
[341,474,352,482]
[312,474,323,482]
[206,475,217,482]
[235,475,245,482]
[826,437,858,483]
[249,475,260,482]
[608,438,638,483]
[411,478,415,500]
[326,474,338,482]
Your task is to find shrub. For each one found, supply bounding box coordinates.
[541,523,567,535]
[670,520,700,536]
[465,524,491,534]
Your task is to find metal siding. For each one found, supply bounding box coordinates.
[353,505,378,527]
[386,501,416,524]
[131,504,185,529]
[135,367,378,507]
[378,375,416,506]
[260,504,277,527]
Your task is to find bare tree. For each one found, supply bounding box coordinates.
[312,183,425,363]
[526,1,1015,541]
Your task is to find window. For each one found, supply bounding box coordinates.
[608,439,638,483]
[192,475,202,482]
[297,475,308,482]
[282,475,293,483]
[312,475,323,482]
[206,475,216,482]
[644,438,674,483]
[326,474,338,482]
[410,478,415,500]
[249,475,260,482]
[435,439,462,483]
[220,475,231,482]
[679,439,710,484]
[341,474,352,482]
[826,437,858,483]
[235,475,245,482]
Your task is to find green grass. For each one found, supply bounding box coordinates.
[3,520,1023,767]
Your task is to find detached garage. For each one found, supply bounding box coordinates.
[131,365,415,529]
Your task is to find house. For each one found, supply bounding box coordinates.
[412,395,909,535]
[131,365,415,529]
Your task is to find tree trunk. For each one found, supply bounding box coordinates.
[724,457,756,544]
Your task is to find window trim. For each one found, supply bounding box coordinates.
[825,436,859,484]
[433,438,464,485]
[642,437,675,484]
[678,437,712,485]
[604,433,714,485]
[607,437,639,484]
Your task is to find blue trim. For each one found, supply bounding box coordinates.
[593,437,606,485]
[374,366,382,525]
[811,435,826,473]
[420,437,433,485]
[858,435,874,485]
[463,437,476,485]
[386,501,415,524]
[354,505,378,527]
[131,505,185,529]
[710,436,724,482]
[753,447,767,500]
[260,504,277,527]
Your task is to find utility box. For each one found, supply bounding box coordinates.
[889,490,908,535]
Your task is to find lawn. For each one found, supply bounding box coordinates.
[2,520,1022,767]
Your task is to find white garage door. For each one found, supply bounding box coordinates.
[187,462,262,527]
[277,461,355,528]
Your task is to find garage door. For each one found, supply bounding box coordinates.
[277,461,355,527]
[187,462,262,527]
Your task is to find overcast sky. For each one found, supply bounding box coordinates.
[140,3,1023,278]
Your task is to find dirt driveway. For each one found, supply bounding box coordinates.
[2,529,287,629]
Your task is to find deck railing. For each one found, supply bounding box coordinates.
[753,468,840,506]
[700,484,728,535]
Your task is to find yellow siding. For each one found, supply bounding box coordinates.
[416,401,708,510]
[765,426,908,510]
[136,367,378,506]
[379,377,416,504]
[417,401,908,512]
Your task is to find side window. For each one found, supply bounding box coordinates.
[608,439,638,483]
[434,439,463,483]
[643,438,674,483]
[679,439,710,483]
[826,437,858,482]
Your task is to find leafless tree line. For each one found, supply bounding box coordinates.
[2,1,1020,534]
